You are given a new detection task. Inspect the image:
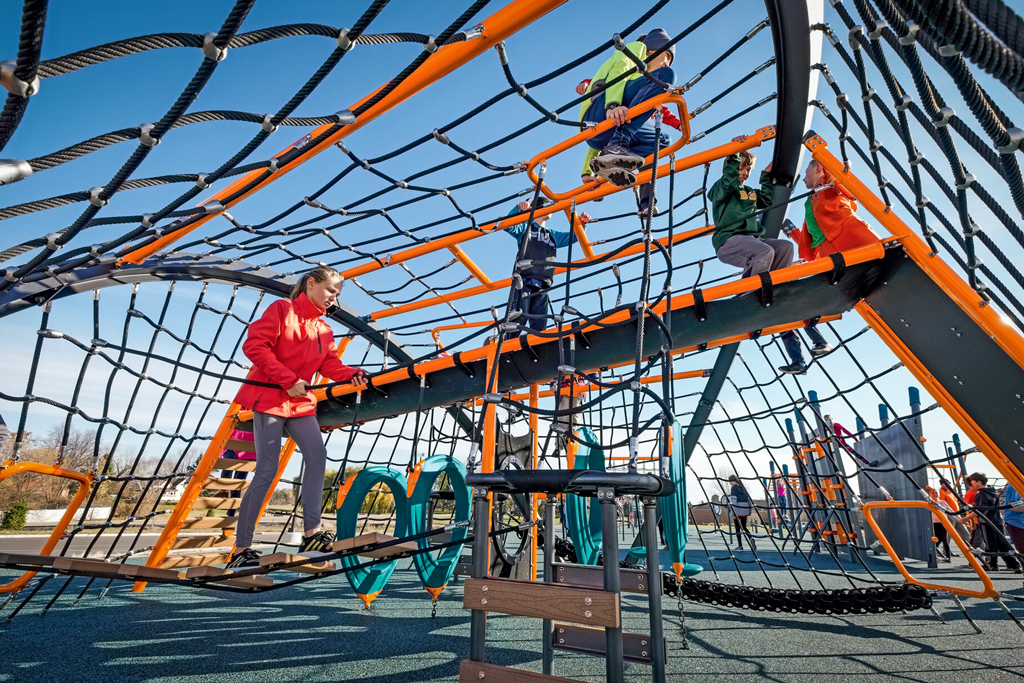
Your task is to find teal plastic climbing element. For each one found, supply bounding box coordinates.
[337,466,410,602]
[565,426,604,565]
[407,454,470,590]
[622,421,702,578]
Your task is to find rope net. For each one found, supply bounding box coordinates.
[0,0,1022,636]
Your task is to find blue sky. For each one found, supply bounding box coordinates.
[2,0,1022,502]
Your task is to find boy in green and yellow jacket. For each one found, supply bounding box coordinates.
[578,28,676,215]
[709,135,829,374]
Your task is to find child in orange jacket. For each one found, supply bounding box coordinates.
[783,159,880,260]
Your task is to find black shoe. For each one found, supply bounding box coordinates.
[779,361,807,375]
[226,548,260,568]
[590,143,645,177]
[810,342,833,356]
[603,167,637,188]
[298,530,337,553]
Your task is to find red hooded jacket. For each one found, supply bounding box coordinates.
[234,293,362,418]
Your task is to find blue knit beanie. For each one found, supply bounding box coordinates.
[641,28,675,64]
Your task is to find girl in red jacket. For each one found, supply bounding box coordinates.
[228,267,367,567]
[783,159,880,260]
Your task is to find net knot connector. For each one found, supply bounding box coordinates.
[424,36,438,54]
[201,32,228,62]
[483,393,503,404]
[261,114,278,133]
[0,158,31,185]
[997,128,1024,155]
[88,187,107,207]
[202,201,225,215]
[0,60,39,97]
[956,174,976,191]
[138,124,160,147]
[932,106,955,128]
[337,28,355,52]
[334,110,357,126]
[898,21,919,45]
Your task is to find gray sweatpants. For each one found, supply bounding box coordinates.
[716,234,794,277]
[234,412,328,548]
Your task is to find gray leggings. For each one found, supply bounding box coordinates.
[234,412,327,548]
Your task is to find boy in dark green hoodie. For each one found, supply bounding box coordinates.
[710,135,827,374]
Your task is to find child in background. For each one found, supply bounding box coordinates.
[220,428,256,520]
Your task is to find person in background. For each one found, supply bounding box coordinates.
[220,428,256,520]
[1002,483,1024,559]
[553,372,596,453]
[728,474,754,551]
[963,472,1021,572]
[939,480,968,548]
[925,485,953,562]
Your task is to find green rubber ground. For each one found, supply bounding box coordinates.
[3,536,1024,682]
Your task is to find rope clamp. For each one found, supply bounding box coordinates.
[898,21,919,46]
[895,95,912,112]
[88,187,107,207]
[432,129,450,145]
[938,44,960,58]
[138,124,160,147]
[202,200,225,214]
[557,364,575,375]
[612,34,625,51]
[337,29,355,52]
[956,174,976,191]
[0,60,39,97]
[932,106,954,128]
[335,110,357,126]
[0,158,31,186]
[201,32,228,62]
[261,114,278,133]
[195,174,211,189]
[424,36,438,54]
[484,393,502,404]
[867,21,887,40]
[997,128,1024,155]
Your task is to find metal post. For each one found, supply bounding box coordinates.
[542,493,557,675]
[599,486,624,683]
[469,487,490,663]
[643,497,667,683]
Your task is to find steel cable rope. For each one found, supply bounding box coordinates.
[0,0,387,286]
[60,284,249,607]
[0,0,258,292]
[31,0,728,280]
[0,0,48,154]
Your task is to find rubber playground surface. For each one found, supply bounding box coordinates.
[3,535,1024,683]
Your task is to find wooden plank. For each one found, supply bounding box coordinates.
[192,497,242,510]
[116,564,185,582]
[203,477,250,491]
[259,552,334,575]
[463,577,619,628]
[213,457,256,472]
[552,623,660,665]
[185,565,273,588]
[233,419,254,433]
[172,516,238,530]
[52,557,121,578]
[160,552,231,569]
[0,553,59,567]
[332,533,418,558]
[553,562,655,594]
[223,438,255,453]
[459,661,578,683]
[171,534,233,550]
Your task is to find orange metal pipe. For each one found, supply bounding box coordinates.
[500,368,709,403]
[0,461,94,594]
[862,500,997,599]
[529,383,539,582]
[448,245,495,287]
[370,223,715,321]
[118,0,571,266]
[343,127,774,284]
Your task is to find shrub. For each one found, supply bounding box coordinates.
[1,499,29,531]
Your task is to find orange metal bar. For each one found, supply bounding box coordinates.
[118,0,571,266]
[862,500,997,599]
[343,127,774,283]
[0,461,93,594]
[448,245,495,288]
[526,92,691,201]
[567,208,595,259]
[370,222,715,321]
[134,403,241,591]
[804,135,1024,495]
[317,244,883,406]
[529,383,539,582]
[499,368,709,403]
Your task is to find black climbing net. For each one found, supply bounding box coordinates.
[0,0,1023,636]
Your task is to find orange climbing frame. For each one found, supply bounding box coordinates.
[117,0,572,266]
[805,134,1024,496]
[0,460,93,594]
[862,500,997,599]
